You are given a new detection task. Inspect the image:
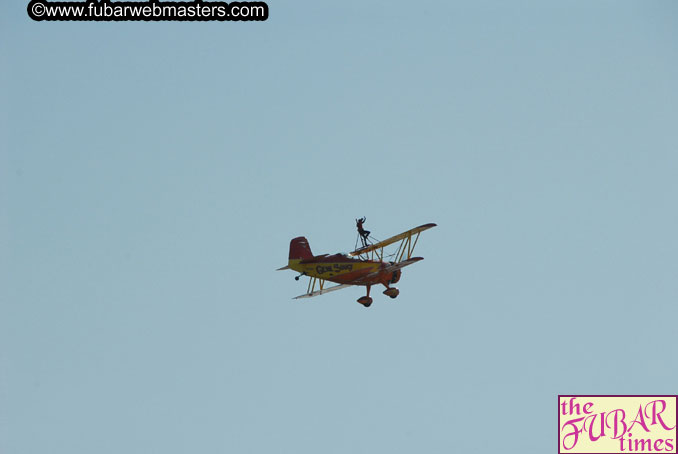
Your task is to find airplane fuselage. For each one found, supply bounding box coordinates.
[288,255,396,287]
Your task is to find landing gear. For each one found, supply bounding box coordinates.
[357,296,373,307]
[294,272,306,281]
[357,285,373,307]
[383,287,399,299]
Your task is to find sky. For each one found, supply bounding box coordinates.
[2,1,678,453]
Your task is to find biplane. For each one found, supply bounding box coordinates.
[277,223,436,307]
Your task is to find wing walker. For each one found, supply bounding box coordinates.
[278,220,436,307]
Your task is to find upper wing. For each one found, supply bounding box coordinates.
[348,223,437,263]
[294,283,353,299]
[348,223,436,257]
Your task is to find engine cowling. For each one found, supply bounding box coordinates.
[390,269,401,284]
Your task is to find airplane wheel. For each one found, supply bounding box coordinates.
[295,276,300,281]
[357,296,373,307]
[383,288,399,299]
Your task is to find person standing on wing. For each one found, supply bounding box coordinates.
[356,217,370,247]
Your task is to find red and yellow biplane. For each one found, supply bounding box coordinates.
[278,223,436,307]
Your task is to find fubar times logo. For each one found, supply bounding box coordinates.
[559,395,677,453]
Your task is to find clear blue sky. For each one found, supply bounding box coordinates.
[2,1,677,453]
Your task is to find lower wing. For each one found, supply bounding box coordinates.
[294,283,353,299]
[353,257,424,284]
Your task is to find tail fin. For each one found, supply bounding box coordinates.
[289,237,314,261]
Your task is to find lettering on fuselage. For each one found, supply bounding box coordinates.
[315,263,353,275]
